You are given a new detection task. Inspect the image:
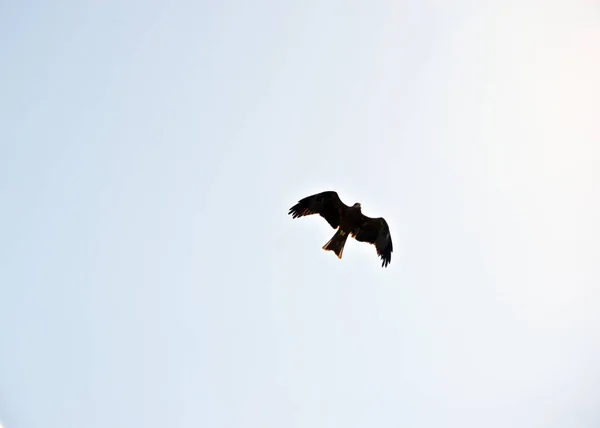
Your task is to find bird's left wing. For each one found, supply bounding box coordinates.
[352,215,393,267]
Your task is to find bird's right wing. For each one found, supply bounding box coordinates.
[288,191,349,229]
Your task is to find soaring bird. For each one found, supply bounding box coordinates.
[289,190,393,267]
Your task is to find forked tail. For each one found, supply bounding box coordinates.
[322,229,349,259]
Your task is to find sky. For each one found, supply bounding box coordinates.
[1,0,599,427]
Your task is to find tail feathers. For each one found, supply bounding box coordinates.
[322,229,349,259]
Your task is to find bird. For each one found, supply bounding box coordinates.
[288,190,393,267]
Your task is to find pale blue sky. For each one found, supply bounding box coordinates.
[1,1,599,427]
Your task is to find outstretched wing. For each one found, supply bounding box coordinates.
[288,191,350,229]
[352,215,393,267]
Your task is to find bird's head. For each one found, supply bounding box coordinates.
[353,202,362,210]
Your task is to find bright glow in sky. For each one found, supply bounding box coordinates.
[1,1,599,427]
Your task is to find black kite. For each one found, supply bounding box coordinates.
[289,191,393,267]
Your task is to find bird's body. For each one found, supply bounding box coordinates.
[339,203,363,230]
[288,191,393,267]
